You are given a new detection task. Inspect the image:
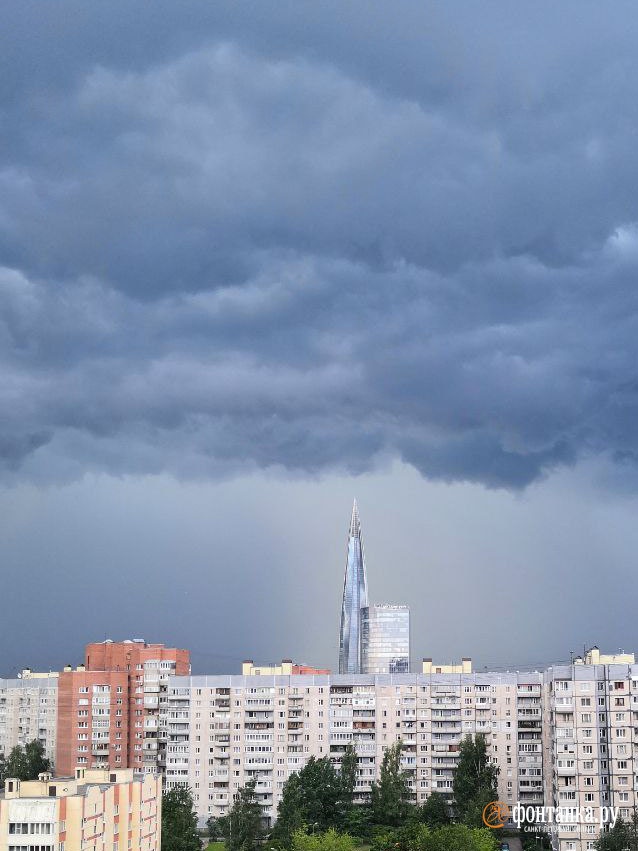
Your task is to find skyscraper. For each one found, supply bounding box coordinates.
[361,604,410,673]
[338,500,368,674]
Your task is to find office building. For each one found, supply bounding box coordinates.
[361,605,410,674]
[0,768,161,851]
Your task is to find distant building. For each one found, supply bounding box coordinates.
[56,639,190,776]
[338,501,410,675]
[361,605,410,673]
[0,676,58,769]
[0,768,161,851]
[17,669,60,680]
[573,645,635,665]
[241,660,330,675]
[422,657,472,674]
[338,500,368,674]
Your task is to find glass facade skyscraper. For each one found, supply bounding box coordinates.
[361,604,410,674]
[338,500,368,674]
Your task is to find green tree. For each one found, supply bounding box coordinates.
[161,786,201,851]
[370,741,412,827]
[4,745,29,781]
[2,741,50,782]
[272,773,306,846]
[594,813,638,850]
[370,823,496,851]
[222,778,263,851]
[337,744,367,834]
[273,757,342,846]
[291,828,356,851]
[339,744,358,810]
[370,822,430,851]
[419,792,450,829]
[426,824,498,851]
[0,752,7,785]
[24,740,50,779]
[338,806,370,841]
[207,815,223,841]
[452,735,499,827]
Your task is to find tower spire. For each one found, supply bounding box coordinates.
[338,499,368,674]
[349,499,360,537]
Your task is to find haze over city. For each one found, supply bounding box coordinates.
[3,1,638,676]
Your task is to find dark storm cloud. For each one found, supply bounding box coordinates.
[2,1,638,488]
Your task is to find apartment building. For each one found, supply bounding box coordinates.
[0,676,58,769]
[241,661,331,676]
[161,671,544,826]
[0,768,161,851]
[544,659,638,851]
[56,640,190,776]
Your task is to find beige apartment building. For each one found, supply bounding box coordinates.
[160,671,544,826]
[544,656,638,851]
[0,768,161,851]
[0,677,58,769]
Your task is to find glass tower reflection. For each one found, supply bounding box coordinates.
[338,500,369,674]
[361,604,410,674]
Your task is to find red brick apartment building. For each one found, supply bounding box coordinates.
[56,639,190,775]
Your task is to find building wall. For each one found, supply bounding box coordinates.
[544,663,638,851]
[161,671,544,826]
[56,641,190,777]
[84,642,190,678]
[0,768,161,851]
[241,661,331,676]
[0,678,58,769]
[56,670,130,777]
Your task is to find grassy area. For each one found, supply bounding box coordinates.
[205,842,225,851]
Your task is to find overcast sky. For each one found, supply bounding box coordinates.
[2,1,638,676]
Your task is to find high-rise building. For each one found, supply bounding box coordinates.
[56,639,190,776]
[543,654,638,851]
[161,669,541,826]
[338,500,369,674]
[0,675,58,769]
[361,604,410,674]
[0,767,161,851]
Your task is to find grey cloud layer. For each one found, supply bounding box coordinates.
[2,3,638,487]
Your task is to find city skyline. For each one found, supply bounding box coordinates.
[5,635,638,851]
[339,500,410,675]
[2,473,638,677]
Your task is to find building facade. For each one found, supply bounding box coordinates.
[56,640,190,776]
[0,768,161,851]
[0,677,58,769]
[161,670,544,827]
[361,605,410,674]
[544,660,638,851]
[241,661,331,676]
